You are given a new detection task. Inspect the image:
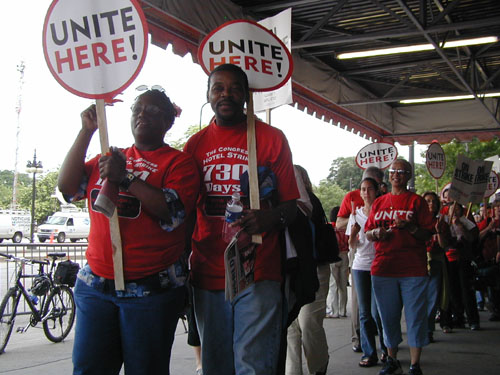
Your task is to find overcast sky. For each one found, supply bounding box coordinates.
[1,0,422,186]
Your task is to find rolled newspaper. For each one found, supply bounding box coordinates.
[94,179,119,217]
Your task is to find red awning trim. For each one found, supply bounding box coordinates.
[141,1,202,62]
[148,23,199,61]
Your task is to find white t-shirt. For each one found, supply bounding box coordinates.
[346,207,376,271]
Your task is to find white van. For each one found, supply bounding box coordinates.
[37,205,90,243]
[0,210,31,243]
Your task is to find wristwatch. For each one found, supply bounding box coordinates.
[119,172,136,191]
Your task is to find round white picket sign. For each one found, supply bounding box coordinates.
[426,142,446,179]
[484,170,499,198]
[43,0,148,100]
[198,20,293,92]
[355,142,398,170]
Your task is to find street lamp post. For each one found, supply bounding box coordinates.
[26,150,43,243]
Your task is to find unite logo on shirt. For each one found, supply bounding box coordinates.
[374,210,414,228]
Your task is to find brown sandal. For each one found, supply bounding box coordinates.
[359,357,378,367]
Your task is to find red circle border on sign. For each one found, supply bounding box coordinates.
[355,142,398,170]
[484,170,499,198]
[425,141,446,180]
[42,0,149,101]
[197,19,294,92]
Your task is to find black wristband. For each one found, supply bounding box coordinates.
[119,172,136,191]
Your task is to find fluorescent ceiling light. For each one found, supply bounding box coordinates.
[338,36,498,59]
[400,92,500,104]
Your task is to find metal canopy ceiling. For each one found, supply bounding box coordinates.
[140,0,500,144]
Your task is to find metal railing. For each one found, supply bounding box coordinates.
[0,243,87,314]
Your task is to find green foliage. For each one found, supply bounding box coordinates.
[0,170,31,208]
[17,171,61,225]
[313,180,348,216]
[0,184,12,208]
[0,170,31,187]
[327,156,364,191]
[0,170,86,225]
[414,163,436,195]
[0,170,29,210]
[167,123,207,150]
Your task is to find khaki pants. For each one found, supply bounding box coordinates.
[286,264,330,375]
[326,252,349,316]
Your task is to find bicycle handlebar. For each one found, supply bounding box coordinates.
[0,252,50,266]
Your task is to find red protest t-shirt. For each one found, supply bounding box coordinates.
[184,119,299,290]
[334,224,349,253]
[84,145,200,280]
[365,191,434,277]
[338,190,364,218]
[478,218,500,261]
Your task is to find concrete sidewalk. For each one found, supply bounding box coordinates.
[1,295,499,374]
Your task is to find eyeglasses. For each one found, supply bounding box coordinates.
[131,103,166,116]
[389,169,410,175]
[135,84,165,92]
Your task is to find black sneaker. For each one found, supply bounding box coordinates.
[409,363,423,375]
[379,357,402,375]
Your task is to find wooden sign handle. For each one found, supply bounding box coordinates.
[96,99,125,290]
[246,94,262,244]
[466,202,472,219]
[449,201,456,221]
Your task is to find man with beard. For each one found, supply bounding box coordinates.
[184,64,299,375]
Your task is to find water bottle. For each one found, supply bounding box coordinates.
[29,293,38,305]
[222,192,244,243]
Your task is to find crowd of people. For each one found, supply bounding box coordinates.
[59,63,500,375]
[327,161,500,375]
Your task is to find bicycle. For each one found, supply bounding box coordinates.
[0,252,76,353]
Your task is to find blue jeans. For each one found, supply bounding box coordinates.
[193,281,282,375]
[72,277,185,375]
[372,275,429,348]
[352,269,386,359]
[426,259,443,333]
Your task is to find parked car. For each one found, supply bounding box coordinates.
[37,205,90,243]
[0,210,31,243]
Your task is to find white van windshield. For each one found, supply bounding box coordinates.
[47,216,67,225]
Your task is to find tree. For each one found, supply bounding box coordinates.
[313,180,348,217]
[18,171,61,225]
[327,157,364,191]
[414,163,436,194]
[167,124,207,151]
[0,170,31,209]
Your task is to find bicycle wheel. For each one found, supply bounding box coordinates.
[0,288,19,353]
[42,285,76,343]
